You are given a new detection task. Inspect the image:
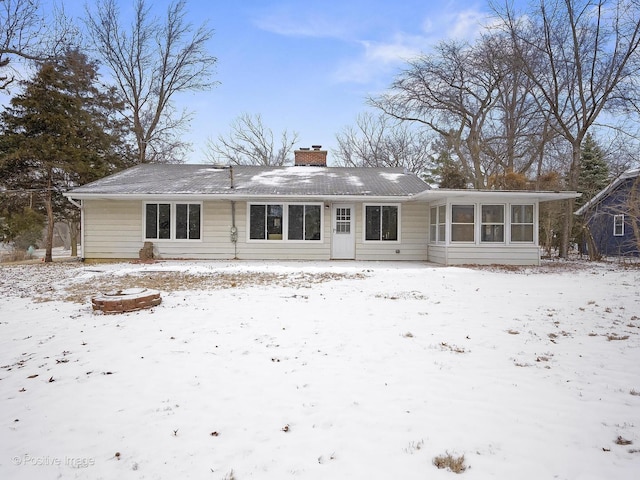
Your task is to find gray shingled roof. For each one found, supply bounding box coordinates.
[66,164,430,198]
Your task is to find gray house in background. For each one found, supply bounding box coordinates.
[64,147,578,265]
[575,168,640,257]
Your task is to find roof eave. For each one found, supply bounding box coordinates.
[411,189,581,203]
[63,192,420,202]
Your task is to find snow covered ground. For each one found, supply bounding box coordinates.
[0,259,639,479]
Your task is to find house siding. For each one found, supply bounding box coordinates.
[582,177,639,257]
[355,203,428,261]
[81,199,428,261]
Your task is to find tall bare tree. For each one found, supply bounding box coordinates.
[494,0,640,257]
[206,113,299,166]
[333,112,434,175]
[0,0,77,91]
[370,34,552,188]
[85,0,217,164]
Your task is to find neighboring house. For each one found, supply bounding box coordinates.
[575,168,640,257]
[64,147,578,265]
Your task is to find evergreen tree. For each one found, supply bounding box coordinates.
[0,48,132,261]
[575,133,610,258]
[577,133,610,206]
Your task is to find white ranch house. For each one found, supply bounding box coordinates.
[64,147,577,265]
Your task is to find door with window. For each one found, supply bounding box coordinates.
[332,204,355,259]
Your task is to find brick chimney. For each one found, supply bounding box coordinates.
[294,145,327,166]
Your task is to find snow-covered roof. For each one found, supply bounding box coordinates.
[575,168,640,215]
[64,164,430,200]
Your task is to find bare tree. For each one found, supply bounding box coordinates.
[85,0,218,164]
[333,112,434,175]
[494,0,640,257]
[370,34,552,188]
[206,113,299,166]
[0,0,77,90]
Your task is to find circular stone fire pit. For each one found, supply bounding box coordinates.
[91,288,162,314]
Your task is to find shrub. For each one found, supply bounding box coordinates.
[433,452,467,473]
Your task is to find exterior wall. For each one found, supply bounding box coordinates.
[81,199,428,261]
[81,196,547,265]
[354,202,428,261]
[584,178,639,257]
[438,245,540,265]
[82,199,237,259]
[426,198,542,266]
[83,200,143,258]
[233,201,331,260]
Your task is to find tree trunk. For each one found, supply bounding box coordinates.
[44,176,54,263]
[559,142,582,258]
[68,221,79,257]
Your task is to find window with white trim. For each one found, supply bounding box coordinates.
[451,205,475,242]
[429,207,437,242]
[481,205,504,242]
[145,202,201,240]
[365,205,399,241]
[429,205,446,243]
[511,204,534,242]
[288,204,321,240]
[249,203,322,241]
[613,214,625,236]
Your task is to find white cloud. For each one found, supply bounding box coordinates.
[333,6,490,85]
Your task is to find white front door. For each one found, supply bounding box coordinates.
[331,204,355,259]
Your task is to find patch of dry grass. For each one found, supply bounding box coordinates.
[66,271,365,303]
[433,452,467,473]
[607,334,630,341]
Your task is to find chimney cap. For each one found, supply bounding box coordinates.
[312,145,322,150]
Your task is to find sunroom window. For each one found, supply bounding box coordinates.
[511,205,534,242]
[481,205,504,242]
[429,205,446,243]
[365,205,398,241]
[451,205,475,242]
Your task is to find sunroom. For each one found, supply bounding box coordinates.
[414,190,579,265]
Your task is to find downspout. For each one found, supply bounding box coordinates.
[229,166,238,259]
[65,196,84,260]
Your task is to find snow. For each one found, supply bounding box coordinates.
[1,259,639,479]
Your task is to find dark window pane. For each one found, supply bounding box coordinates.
[305,205,321,240]
[145,204,158,239]
[158,204,171,239]
[176,204,188,239]
[511,225,533,242]
[288,205,303,240]
[481,225,504,242]
[451,224,474,242]
[366,206,381,240]
[189,204,201,239]
[250,205,266,239]
[482,205,504,223]
[267,204,283,240]
[452,205,474,223]
[382,206,398,240]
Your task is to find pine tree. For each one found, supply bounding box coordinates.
[0,48,133,261]
[577,133,610,207]
[575,133,610,258]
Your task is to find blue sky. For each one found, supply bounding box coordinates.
[22,1,504,163]
[183,0,495,162]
